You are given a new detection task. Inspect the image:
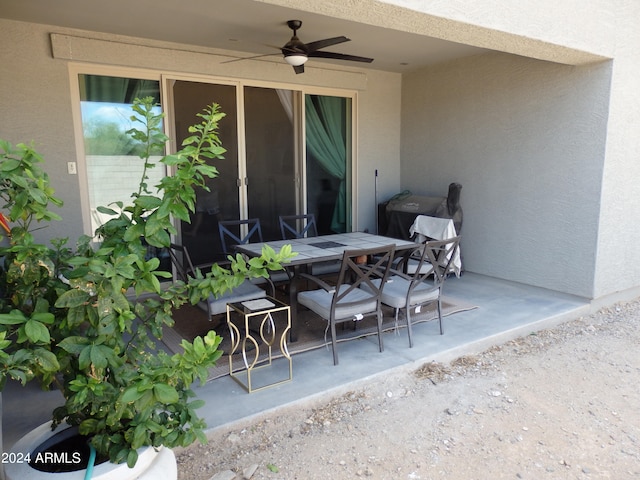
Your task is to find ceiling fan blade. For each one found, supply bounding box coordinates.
[220,52,279,64]
[293,64,305,74]
[304,36,350,53]
[309,50,374,63]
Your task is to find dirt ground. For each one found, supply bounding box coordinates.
[176,299,640,480]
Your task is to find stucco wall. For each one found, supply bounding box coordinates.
[593,1,640,299]
[379,0,614,61]
[401,52,611,297]
[379,0,640,301]
[0,20,85,243]
[355,70,402,232]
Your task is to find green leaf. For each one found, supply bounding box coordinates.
[89,345,109,369]
[34,348,60,372]
[123,221,145,242]
[144,214,166,236]
[58,336,89,355]
[135,195,162,210]
[55,288,90,308]
[97,205,119,216]
[170,202,191,222]
[0,310,27,325]
[24,319,51,343]
[267,463,279,473]
[31,312,55,324]
[79,419,99,436]
[7,369,27,385]
[78,345,91,370]
[66,305,87,328]
[188,399,206,410]
[133,425,148,449]
[153,383,179,404]
[0,158,21,171]
[121,386,145,404]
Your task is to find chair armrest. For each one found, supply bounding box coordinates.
[298,272,336,292]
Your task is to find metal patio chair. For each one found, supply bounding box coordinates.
[297,244,396,365]
[372,236,460,347]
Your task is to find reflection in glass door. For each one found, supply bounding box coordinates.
[169,81,352,267]
[171,81,299,265]
[244,86,297,241]
[172,80,239,265]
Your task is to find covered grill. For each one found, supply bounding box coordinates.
[378,183,462,240]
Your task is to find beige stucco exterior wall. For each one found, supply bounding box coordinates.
[401,53,611,297]
[381,0,640,300]
[355,70,402,231]
[0,18,402,242]
[593,2,640,300]
[378,0,614,61]
[0,20,84,242]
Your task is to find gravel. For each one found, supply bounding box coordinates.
[176,299,640,479]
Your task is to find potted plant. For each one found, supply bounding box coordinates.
[0,98,292,479]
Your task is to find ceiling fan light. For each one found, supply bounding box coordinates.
[284,54,308,66]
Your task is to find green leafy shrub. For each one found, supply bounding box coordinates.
[0,98,292,467]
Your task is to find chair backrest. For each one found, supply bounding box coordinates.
[168,243,197,282]
[218,218,263,254]
[279,213,318,239]
[415,236,461,287]
[331,245,396,317]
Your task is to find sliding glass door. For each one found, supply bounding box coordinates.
[244,86,297,241]
[75,72,355,270]
[170,80,298,264]
[171,80,240,265]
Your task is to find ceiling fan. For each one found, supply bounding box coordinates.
[279,20,374,74]
[224,20,374,73]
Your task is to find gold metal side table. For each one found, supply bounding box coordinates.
[226,297,292,393]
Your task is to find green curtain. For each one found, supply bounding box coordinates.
[80,75,160,103]
[305,95,348,233]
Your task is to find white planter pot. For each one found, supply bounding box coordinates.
[5,422,177,480]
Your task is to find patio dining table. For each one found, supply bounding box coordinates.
[235,231,417,341]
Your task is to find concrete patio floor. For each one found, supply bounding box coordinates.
[1,272,591,450]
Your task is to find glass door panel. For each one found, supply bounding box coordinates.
[79,74,162,235]
[77,74,172,274]
[172,80,239,265]
[305,94,352,234]
[244,86,297,241]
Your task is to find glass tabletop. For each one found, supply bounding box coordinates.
[228,296,289,314]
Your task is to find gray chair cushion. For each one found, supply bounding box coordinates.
[310,260,342,276]
[207,280,267,316]
[298,285,377,321]
[404,259,434,276]
[366,276,439,309]
[268,270,291,284]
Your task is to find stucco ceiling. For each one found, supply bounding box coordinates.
[0,0,489,73]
